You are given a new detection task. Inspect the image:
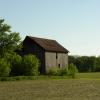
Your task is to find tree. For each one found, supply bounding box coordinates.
[69,55,96,72]
[87,56,96,72]
[94,57,100,72]
[0,19,21,57]
[68,56,76,65]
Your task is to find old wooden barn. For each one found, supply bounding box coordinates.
[22,36,69,74]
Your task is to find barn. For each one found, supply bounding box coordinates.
[22,36,69,74]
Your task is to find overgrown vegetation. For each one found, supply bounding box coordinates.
[0,58,11,76]
[47,68,68,76]
[22,55,40,76]
[0,19,40,77]
[68,63,78,78]
[47,64,78,78]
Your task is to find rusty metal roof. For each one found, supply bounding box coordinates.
[26,36,69,53]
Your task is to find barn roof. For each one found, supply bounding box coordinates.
[25,36,69,53]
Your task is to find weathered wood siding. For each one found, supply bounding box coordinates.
[45,52,68,71]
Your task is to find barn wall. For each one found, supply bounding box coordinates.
[45,52,68,71]
[57,53,68,68]
[45,52,56,71]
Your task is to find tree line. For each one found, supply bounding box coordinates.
[69,55,100,72]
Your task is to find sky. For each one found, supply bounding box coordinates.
[0,0,100,56]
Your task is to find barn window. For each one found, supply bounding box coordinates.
[56,53,58,59]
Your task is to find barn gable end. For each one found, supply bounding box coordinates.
[45,52,68,72]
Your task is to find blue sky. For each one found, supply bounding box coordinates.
[0,0,100,56]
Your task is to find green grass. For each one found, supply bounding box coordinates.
[0,79,100,100]
[0,75,71,81]
[77,72,100,79]
[0,73,100,100]
[0,72,100,81]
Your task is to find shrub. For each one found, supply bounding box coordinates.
[4,53,40,76]
[4,53,22,76]
[47,68,59,76]
[68,63,78,78]
[0,58,11,77]
[10,53,22,76]
[22,54,40,76]
[59,67,68,76]
[47,67,68,76]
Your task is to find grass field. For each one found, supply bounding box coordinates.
[77,72,100,79]
[0,73,100,100]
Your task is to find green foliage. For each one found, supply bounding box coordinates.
[68,56,77,65]
[47,68,59,76]
[0,18,21,57]
[3,52,22,76]
[3,53,40,76]
[22,54,40,76]
[0,19,11,32]
[47,67,68,76]
[69,56,98,72]
[10,53,22,76]
[0,58,11,76]
[94,57,100,72]
[59,68,68,76]
[68,63,78,78]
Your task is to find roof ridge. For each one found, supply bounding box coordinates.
[27,35,55,41]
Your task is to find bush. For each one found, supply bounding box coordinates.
[47,68,59,76]
[0,58,11,76]
[22,54,40,76]
[47,67,68,76]
[10,53,22,76]
[4,53,40,76]
[4,53,22,76]
[59,68,68,76]
[68,63,78,78]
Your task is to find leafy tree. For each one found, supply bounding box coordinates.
[69,56,96,72]
[88,56,96,72]
[68,56,78,65]
[0,19,21,57]
[94,57,100,72]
